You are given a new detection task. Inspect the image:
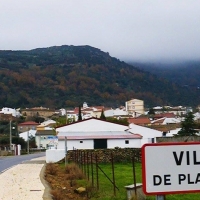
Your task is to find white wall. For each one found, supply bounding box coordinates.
[141,138,153,147]
[58,138,141,150]
[107,139,141,148]
[46,149,65,163]
[58,139,94,150]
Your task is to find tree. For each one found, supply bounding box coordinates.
[78,105,82,121]
[12,136,27,149]
[148,108,155,115]
[106,117,129,126]
[100,109,106,120]
[177,112,198,136]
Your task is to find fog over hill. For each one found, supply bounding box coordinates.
[129,60,200,89]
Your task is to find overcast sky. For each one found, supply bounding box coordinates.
[1,0,200,62]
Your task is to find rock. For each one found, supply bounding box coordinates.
[74,187,86,194]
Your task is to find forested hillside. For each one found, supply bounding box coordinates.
[0,45,199,108]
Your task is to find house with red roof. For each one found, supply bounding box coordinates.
[153,113,175,120]
[127,117,151,126]
[18,121,40,133]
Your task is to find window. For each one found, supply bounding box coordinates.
[80,141,83,143]
[125,140,129,144]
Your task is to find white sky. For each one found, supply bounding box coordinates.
[1,0,200,62]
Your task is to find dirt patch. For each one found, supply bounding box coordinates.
[44,163,93,200]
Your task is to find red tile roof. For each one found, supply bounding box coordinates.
[128,117,150,125]
[18,121,40,126]
[154,113,175,119]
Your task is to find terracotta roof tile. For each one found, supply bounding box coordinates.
[18,121,39,126]
[128,117,150,125]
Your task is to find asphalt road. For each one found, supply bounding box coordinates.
[0,152,45,173]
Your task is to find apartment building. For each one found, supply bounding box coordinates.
[125,99,144,116]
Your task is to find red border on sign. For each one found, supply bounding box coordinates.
[142,142,200,195]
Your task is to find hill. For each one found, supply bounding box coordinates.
[0,45,199,108]
[130,61,200,89]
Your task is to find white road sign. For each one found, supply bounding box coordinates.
[142,142,200,195]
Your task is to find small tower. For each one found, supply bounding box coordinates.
[83,102,88,109]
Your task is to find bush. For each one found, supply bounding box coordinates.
[65,163,85,186]
[46,163,57,175]
[51,189,64,200]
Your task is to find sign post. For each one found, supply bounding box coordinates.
[142,142,200,196]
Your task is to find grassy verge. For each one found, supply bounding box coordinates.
[46,162,200,200]
[88,162,200,200]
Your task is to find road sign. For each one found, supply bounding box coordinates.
[142,142,200,195]
[47,136,58,145]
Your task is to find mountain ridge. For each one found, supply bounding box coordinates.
[0,45,199,108]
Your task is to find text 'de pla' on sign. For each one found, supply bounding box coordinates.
[142,142,200,195]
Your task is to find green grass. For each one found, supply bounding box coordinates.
[84,162,200,200]
[58,162,200,200]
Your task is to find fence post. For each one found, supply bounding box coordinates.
[95,154,99,190]
[132,155,137,200]
[76,149,78,163]
[77,149,79,166]
[87,151,89,180]
[73,147,76,163]
[84,151,86,176]
[111,152,116,196]
[91,152,94,187]
[64,137,67,166]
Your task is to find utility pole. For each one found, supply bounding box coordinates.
[27,129,29,154]
[9,120,12,151]
[66,109,68,124]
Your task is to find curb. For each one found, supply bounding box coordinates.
[40,164,53,200]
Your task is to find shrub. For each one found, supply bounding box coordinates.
[51,189,64,200]
[65,163,85,186]
[46,163,57,175]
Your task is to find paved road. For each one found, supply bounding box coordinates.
[0,152,45,173]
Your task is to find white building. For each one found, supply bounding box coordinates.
[151,117,181,125]
[19,129,37,141]
[56,118,142,150]
[37,119,56,128]
[125,99,144,116]
[35,127,57,149]
[59,108,66,116]
[104,108,128,118]
[0,107,21,117]
[128,123,163,145]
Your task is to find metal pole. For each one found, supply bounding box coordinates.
[65,137,67,166]
[111,152,116,196]
[91,153,94,187]
[9,120,12,151]
[156,195,165,200]
[132,156,137,200]
[87,151,89,180]
[27,130,29,154]
[95,154,99,190]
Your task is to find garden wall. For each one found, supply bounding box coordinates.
[156,136,200,143]
[67,147,142,163]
